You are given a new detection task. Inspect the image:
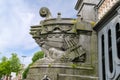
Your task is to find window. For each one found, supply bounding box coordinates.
[116,23,120,59]
[108,29,113,73]
[101,35,106,80]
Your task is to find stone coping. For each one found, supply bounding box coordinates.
[42,18,75,26]
[31,63,94,70]
[58,74,98,79]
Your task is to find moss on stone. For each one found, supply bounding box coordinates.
[71,63,77,68]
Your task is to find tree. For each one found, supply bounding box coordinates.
[32,51,44,62]
[9,53,21,75]
[0,53,21,79]
[1,56,8,62]
[0,58,11,79]
[22,66,29,79]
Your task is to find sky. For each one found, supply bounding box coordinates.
[0,0,77,66]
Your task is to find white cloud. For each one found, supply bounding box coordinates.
[0,0,39,51]
[0,0,77,65]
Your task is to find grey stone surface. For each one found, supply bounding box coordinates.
[75,0,99,22]
[26,7,98,80]
[27,62,98,80]
[93,1,120,79]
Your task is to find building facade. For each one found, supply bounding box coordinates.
[75,0,120,80]
[94,0,120,80]
[75,0,100,22]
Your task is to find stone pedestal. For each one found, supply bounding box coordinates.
[27,7,98,80]
[26,59,98,80]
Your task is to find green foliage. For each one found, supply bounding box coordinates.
[22,66,29,79]
[22,62,34,79]
[32,51,44,62]
[9,53,21,74]
[0,53,21,78]
[1,56,8,62]
[0,60,11,76]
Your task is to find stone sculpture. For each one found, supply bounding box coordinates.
[27,7,97,80]
[30,7,90,63]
